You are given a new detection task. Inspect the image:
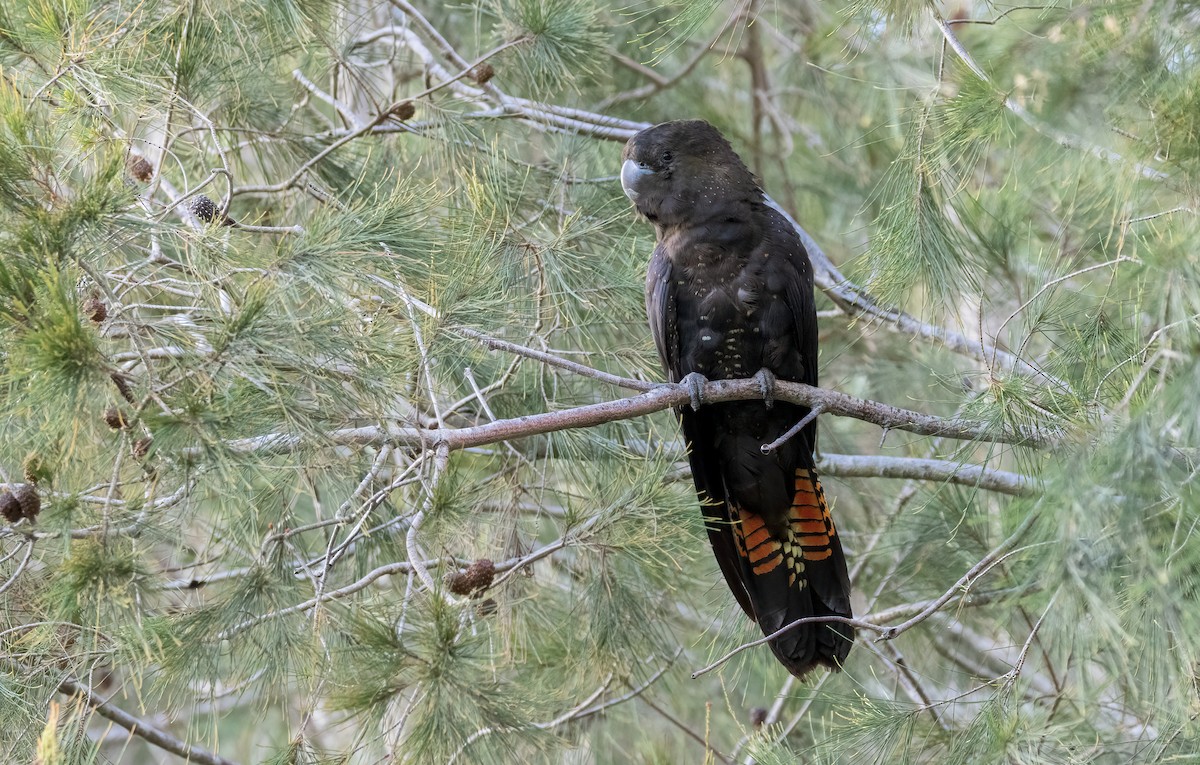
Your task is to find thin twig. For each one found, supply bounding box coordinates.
[449,675,616,763]
[1002,592,1057,687]
[995,257,1136,371]
[215,552,463,640]
[599,1,747,108]
[217,509,604,640]
[641,695,733,765]
[761,406,822,454]
[406,442,450,593]
[0,539,35,597]
[454,325,655,392]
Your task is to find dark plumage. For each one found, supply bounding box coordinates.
[622,120,853,677]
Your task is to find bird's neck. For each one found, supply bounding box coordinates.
[651,193,765,245]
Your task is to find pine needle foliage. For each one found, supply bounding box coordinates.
[0,1,1199,763]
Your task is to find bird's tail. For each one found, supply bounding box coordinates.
[727,467,853,677]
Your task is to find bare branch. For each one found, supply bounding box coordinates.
[817,454,1038,497]
[55,673,239,765]
[195,377,1056,466]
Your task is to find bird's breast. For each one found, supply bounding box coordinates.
[678,282,769,380]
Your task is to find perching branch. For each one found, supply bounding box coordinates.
[197,376,1056,464]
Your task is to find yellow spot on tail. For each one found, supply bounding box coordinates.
[731,468,840,580]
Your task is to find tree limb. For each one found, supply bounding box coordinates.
[55,673,239,765]
[817,454,1038,497]
[195,377,1056,464]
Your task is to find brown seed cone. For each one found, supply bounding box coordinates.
[445,571,472,596]
[446,559,496,596]
[476,598,498,618]
[0,492,21,523]
[128,156,154,182]
[13,484,40,521]
[463,558,495,593]
[189,194,234,226]
[392,101,416,122]
[191,195,218,223]
[103,407,128,430]
[469,63,495,84]
[750,707,768,728]
[132,436,152,459]
[82,295,107,323]
[22,453,50,485]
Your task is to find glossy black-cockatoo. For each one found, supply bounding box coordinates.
[621,120,853,677]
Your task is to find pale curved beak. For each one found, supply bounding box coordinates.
[621,159,653,202]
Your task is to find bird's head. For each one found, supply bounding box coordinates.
[621,119,759,228]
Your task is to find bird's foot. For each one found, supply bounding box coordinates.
[753,368,776,408]
[680,372,709,411]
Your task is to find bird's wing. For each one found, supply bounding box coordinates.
[646,244,757,619]
[645,244,678,383]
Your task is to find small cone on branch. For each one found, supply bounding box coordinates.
[82,295,107,323]
[132,436,152,459]
[0,492,21,523]
[476,598,498,618]
[127,156,154,182]
[445,559,496,596]
[750,707,768,729]
[190,195,234,226]
[468,63,495,84]
[190,195,218,223]
[13,484,40,521]
[445,570,472,596]
[463,559,495,592]
[392,101,416,122]
[22,453,51,485]
[103,407,128,430]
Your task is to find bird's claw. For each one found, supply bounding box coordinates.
[680,372,708,411]
[754,368,776,408]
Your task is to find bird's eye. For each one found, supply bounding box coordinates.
[661,151,673,163]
